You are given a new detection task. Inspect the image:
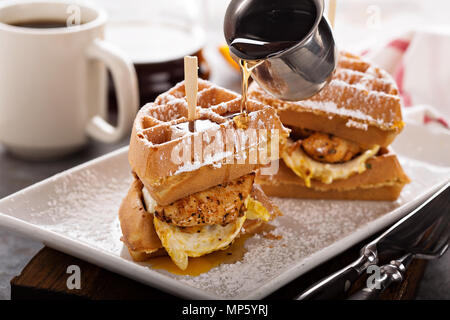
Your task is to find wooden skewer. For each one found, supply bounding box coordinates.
[184,56,198,132]
[328,0,337,29]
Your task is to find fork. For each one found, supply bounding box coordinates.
[348,206,449,300]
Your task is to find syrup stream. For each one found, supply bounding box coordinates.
[239,59,263,114]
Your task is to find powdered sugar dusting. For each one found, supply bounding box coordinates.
[346,119,369,130]
[0,148,449,299]
[39,169,131,253]
[1,151,132,254]
[165,157,449,298]
[298,99,377,123]
[249,52,403,129]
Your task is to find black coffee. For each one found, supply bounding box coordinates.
[224,0,317,60]
[9,20,73,29]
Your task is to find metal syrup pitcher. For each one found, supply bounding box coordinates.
[224,0,337,101]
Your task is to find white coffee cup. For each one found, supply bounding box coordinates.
[0,0,139,159]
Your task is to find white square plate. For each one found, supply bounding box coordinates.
[0,122,449,299]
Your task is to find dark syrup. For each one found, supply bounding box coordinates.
[224,1,317,113]
[9,20,74,29]
[239,59,263,113]
[225,6,317,59]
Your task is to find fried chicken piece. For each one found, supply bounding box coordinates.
[301,132,361,163]
[154,174,255,227]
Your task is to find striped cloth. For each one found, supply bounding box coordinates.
[363,29,450,130]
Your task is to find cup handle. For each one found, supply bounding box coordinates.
[85,39,139,143]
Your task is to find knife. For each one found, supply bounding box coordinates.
[296,181,450,300]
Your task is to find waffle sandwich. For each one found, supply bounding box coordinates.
[119,79,289,270]
[250,51,410,200]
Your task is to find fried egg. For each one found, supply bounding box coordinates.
[142,187,270,270]
[282,140,380,187]
[153,214,246,270]
[245,196,270,222]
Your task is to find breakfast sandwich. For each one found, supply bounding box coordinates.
[249,51,410,200]
[119,80,289,270]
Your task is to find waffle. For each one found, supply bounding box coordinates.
[119,174,281,261]
[256,148,411,200]
[248,51,404,148]
[129,79,289,206]
[119,175,165,260]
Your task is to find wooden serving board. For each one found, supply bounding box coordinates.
[10,233,427,300]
